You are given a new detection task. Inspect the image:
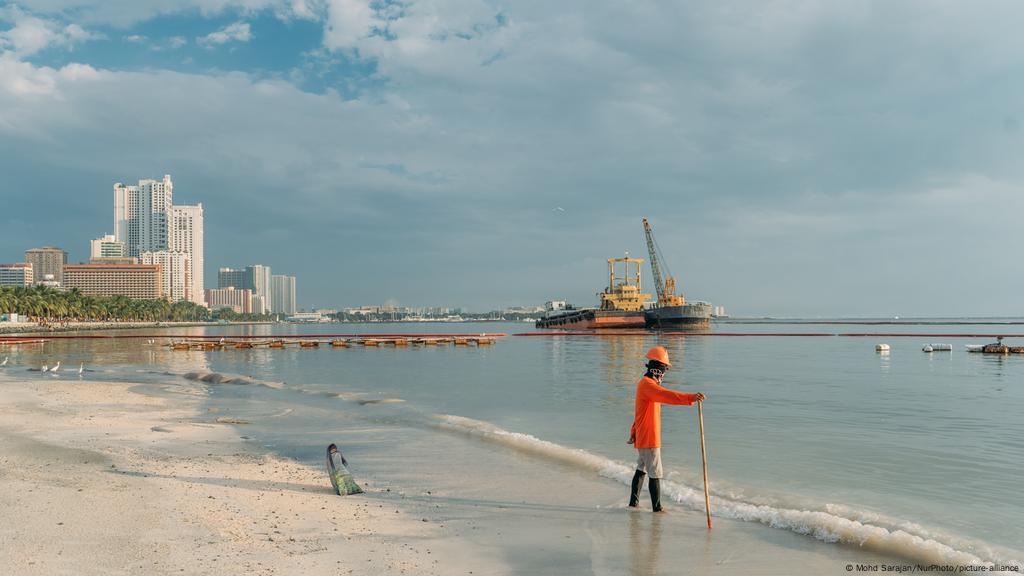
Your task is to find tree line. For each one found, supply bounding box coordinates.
[0,285,275,323]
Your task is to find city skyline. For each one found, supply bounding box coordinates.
[3,3,1024,316]
[1,171,311,314]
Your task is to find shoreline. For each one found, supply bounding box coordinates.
[0,373,486,575]
[0,320,275,336]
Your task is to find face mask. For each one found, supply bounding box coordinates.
[649,367,665,381]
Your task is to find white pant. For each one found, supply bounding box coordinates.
[635,448,663,479]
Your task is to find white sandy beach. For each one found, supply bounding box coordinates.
[0,376,485,575]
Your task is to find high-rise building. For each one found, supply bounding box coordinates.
[0,263,34,286]
[218,267,248,290]
[90,234,126,260]
[114,175,173,257]
[205,287,253,314]
[170,204,204,306]
[140,251,191,302]
[25,246,67,285]
[113,175,204,305]
[63,264,162,300]
[250,265,271,313]
[271,274,297,315]
[218,265,271,313]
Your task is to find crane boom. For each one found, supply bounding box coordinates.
[642,218,666,302]
[642,218,685,307]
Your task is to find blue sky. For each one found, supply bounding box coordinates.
[2,1,1023,315]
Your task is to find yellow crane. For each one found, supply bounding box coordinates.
[642,218,685,308]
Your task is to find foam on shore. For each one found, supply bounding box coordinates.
[436,414,1022,569]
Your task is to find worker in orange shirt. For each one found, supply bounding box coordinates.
[628,346,705,512]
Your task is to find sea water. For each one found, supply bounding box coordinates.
[5,320,1023,573]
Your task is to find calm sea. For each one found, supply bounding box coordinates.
[4,320,1022,571]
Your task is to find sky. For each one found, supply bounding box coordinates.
[1,1,1023,316]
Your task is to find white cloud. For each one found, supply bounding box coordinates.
[10,0,307,27]
[198,21,252,47]
[323,0,376,52]
[0,7,101,56]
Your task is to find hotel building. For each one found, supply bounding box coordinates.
[63,264,163,300]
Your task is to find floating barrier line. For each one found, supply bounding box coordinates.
[717,320,1024,325]
[514,332,1024,338]
[4,332,1023,341]
[0,333,507,341]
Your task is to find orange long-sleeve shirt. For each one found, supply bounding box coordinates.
[630,375,698,449]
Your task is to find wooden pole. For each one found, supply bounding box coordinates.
[697,400,712,529]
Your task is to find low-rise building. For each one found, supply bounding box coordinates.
[0,263,34,286]
[63,264,163,300]
[205,287,253,314]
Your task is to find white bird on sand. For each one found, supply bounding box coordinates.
[1,356,7,366]
[50,361,61,373]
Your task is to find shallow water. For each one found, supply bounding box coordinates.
[3,320,1023,572]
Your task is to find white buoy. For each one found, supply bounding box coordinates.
[922,345,934,353]
[965,344,984,353]
[929,343,952,351]
[876,344,890,352]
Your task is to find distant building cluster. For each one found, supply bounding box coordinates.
[342,305,463,319]
[1,173,300,314]
[214,265,296,315]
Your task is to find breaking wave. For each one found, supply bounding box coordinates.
[436,414,1022,569]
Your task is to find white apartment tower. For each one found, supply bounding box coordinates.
[271,274,297,315]
[113,175,205,306]
[114,175,173,256]
[250,265,272,313]
[170,204,205,306]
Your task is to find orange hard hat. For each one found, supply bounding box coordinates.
[645,346,671,366]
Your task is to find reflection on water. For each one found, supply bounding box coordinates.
[628,512,663,576]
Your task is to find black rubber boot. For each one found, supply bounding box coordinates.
[649,478,663,512]
[628,470,646,507]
